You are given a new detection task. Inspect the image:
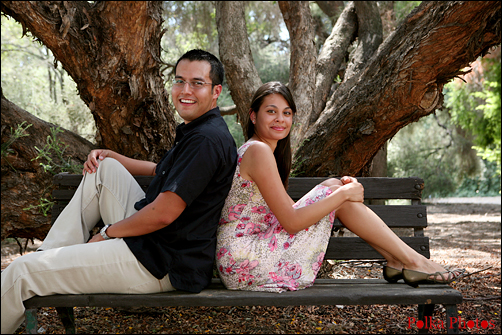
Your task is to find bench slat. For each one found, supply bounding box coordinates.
[53,175,424,200]
[51,202,427,228]
[325,236,429,259]
[287,177,424,200]
[23,279,461,309]
[334,205,427,228]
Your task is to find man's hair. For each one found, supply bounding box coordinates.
[174,49,225,86]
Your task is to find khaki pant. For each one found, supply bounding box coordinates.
[1,158,174,334]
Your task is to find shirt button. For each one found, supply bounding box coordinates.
[162,171,166,175]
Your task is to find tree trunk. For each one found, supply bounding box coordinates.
[278,1,317,150]
[215,1,262,137]
[312,2,357,123]
[344,1,383,80]
[1,91,95,241]
[1,1,176,162]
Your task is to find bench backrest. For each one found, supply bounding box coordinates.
[51,174,429,260]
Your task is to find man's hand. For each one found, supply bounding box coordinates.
[83,149,113,175]
[87,234,105,243]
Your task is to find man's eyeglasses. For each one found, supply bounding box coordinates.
[172,79,215,90]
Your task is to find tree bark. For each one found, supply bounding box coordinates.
[344,1,383,80]
[315,1,344,21]
[312,2,357,123]
[1,91,95,241]
[278,1,317,150]
[294,1,500,177]
[1,1,176,162]
[215,1,262,137]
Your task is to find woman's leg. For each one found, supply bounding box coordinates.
[335,201,452,276]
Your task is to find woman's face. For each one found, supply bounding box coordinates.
[250,94,293,142]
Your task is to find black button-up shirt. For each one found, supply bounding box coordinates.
[124,107,237,293]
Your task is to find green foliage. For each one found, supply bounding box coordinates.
[445,56,501,176]
[389,70,501,198]
[453,160,500,197]
[23,126,83,216]
[32,126,83,175]
[388,111,460,197]
[23,196,54,217]
[394,1,422,23]
[1,121,32,158]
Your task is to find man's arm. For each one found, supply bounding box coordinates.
[83,149,157,176]
[88,190,186,242]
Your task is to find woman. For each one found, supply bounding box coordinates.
[216,82,464,293]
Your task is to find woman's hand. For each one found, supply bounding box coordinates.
[341,176,357,185]
[82,149,113,175]
[340,178,364,203]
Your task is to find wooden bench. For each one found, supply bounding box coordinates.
[22,174,463,334]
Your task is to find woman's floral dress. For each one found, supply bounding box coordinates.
[216,140,336,293]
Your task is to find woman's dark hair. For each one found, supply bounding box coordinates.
[247,81,296,189]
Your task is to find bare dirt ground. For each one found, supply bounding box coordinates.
[2,200,501,334]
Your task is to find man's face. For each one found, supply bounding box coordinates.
[172,59,222,123]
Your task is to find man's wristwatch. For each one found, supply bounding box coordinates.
[100,224,113,240]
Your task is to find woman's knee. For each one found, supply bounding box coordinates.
[321,178,343,192]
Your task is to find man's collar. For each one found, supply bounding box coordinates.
[176,107,221,134]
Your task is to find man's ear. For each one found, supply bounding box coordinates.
[213,84,223,100]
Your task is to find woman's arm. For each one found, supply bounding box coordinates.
[83,149,157,176]
[241,142,364,234]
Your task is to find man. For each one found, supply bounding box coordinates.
[1,49,237,333]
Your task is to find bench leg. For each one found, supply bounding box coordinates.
[417,304,434,334]
[445,304,459,334]
[24,308,38,334]
[56,307,76,334]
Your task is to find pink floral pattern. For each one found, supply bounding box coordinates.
[216,140,336,293]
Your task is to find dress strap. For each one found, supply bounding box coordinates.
[237,140,259,161]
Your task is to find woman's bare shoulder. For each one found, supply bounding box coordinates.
[243,140,274,157]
